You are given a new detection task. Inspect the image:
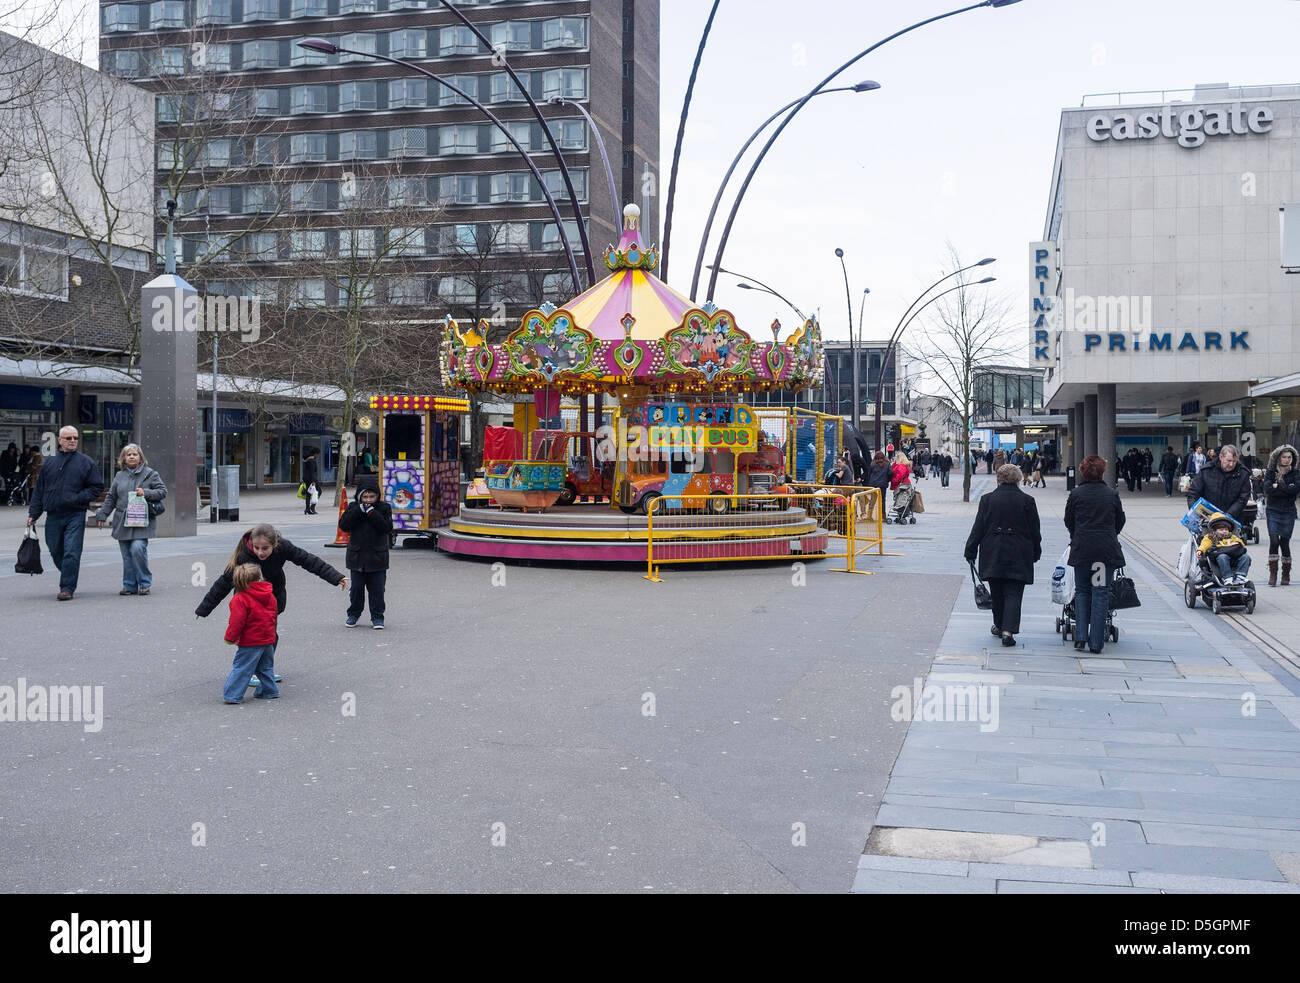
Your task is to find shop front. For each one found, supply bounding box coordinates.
[0,384,62,460]
[200,407,253,488]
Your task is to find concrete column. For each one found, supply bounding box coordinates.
[139,274,198,538]
[1080,396,1095,464]
[1097,383,1117,487]
[1066,407,1078,469]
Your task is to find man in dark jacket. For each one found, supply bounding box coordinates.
[338,475,394,628]
[964,464,1042,646]
[937,451,953,488]
[27,426,104,600]
[1187,444,1251,522]
[1159,446,1180,497]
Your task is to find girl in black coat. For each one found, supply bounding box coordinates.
[965,464,1042,646]
[1064,454,1126,653]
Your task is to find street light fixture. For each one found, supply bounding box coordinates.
[296,38,583,294]
[689,81,879,300]
[705,0,1023,301]
[834,247,865,431]
[548,96,620,240]
[735,281,807,323]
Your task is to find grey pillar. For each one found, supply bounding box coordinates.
[1083,394,1099,460]
[139,274,198,538]
[1066,406,1078,469]
[1097,383,1117,487]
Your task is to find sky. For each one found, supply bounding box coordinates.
[656,0,1300,357]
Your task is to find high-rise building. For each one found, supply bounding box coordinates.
[98,0,660,325]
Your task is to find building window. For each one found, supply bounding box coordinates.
[242,231,278,260]
[242,40,280,69]
[102,4,138,32]
[489,73,525,104]
[195,234,234,263]
[542,68,587,101]
[541,220,581,252]
[289,0,327,17]
[253,88,280,116]
[436,275,476,305]
[437,224,478,254]
[439,124,479,155]
[194,42,231,72]
[149,1,186,28]
[544,168,586,202]
[490,21,532,52]
[438,75,477,107]
[388,78,427,109]
[386,228,426,257]
[543,17,586,49]
[252,135,282,164]
[388,276,426,305]
[289,133,327,163]
[290,183,328,211]
[386,177,426,208]
[107,49,142,78]
[289,85,328,115]
[487,272,528,305]
[541,271,568,303]
[343,228,375,258]
[200,138,232,168]
[340,0,377,11]
[389,126,427,158]
[288,230,327,258]
[243,0,279,22]
[489,120,529,153]
[290,43,328,66]
[336,32,377,63]
[195,0,232,25]
[489,172,529,203]
[338,130,377,160]
[156,94,180,121]
[387,28,427,59]
[387,0,428,9]
[492,222,529,252]
[438,25,476,55]
[202,187,232,214]
[288,279,326,308]
[555,119,585,150]
[0,233,68,299]
[436,175,478,205]
[338,81,377,112]
[156,47,186,75]
[341,178,378,208]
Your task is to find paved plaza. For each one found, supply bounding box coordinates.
[2,475,1299,893]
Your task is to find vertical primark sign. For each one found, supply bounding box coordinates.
[1029,242,1058,363]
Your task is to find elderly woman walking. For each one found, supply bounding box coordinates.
[95,443,167,595]
[1064,454,1126,653]
[965,464,1042,647]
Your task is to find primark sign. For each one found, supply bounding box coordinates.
[1086,103,1274,149]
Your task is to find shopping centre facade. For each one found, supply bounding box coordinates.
[1035,83,1300,474]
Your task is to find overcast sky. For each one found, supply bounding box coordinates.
[658,0,1300,354]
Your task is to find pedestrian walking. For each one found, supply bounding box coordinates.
[1122,448,1142,493]
[1141,447,1154,483]
[1263,444,1299,587]
[195,523,348,688]
[1184,443,1206,478]
[339,475,394,628]
[0,442,17,500]
[302,447,320,515]
[1064,455,1126,654]
[1187,443,1251,524]
[938,450,953,488]
[993,448,1007,472]
[26,426,104,600]
[93,443,167,595]
[220,563,280,704]
[964,464,1042,647]
[985,448,994,474]
[866,451,891,519]
[1159,446,1180,497]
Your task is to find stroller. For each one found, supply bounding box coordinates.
[4,472,30,507]
[1051,558,1120,644]
[1241,471,1264,544]
[889,483,918,525]
[1180,510,1257,615]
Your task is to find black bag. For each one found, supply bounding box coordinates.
[146,468,165,516]
[1111,569,1141,609]
[16,528,42,575]
[969,561,992,610]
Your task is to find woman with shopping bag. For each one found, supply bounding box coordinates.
[95,444,167,595]
[964,464,1042,647]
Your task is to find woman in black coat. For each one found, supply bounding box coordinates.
[866,451,892,521]
[965,464,1042,646]
[1064,454,1126,654]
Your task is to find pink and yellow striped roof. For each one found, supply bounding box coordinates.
[565,267,697,342]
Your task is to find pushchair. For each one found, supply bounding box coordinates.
[4,472,30,507]
[1179,510,1256,615]
[1051,559,1120,644]
[1241,471,1264,544]
[889,483,918,525]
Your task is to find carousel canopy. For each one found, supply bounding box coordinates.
[441,204,824,397]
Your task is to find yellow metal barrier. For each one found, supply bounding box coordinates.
[643,486,896,581]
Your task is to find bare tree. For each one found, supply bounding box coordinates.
[900,247,1020,503]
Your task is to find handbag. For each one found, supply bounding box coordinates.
[297,482,307,500]
[969,561,992,610]
[16,527,42,575]
[146,469,165,516]
[1110,569,1141,609]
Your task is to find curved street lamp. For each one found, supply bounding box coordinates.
[834,247,868,431]
[735,281,806,323]
[874,274,996,449]
[435,0,596,286]
[689,81,879,300]
[297,38,582,294]
[706,0,1025,301]
[548,96,620,240]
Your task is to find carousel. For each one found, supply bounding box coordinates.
[434,203,836,563]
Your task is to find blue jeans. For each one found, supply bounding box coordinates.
[44,512,85,594]
[223,645,279,703]
[1072,562,1115,653]
[1161,471,1174,495]
[1214,553,1251,580]
[118,538,152,591]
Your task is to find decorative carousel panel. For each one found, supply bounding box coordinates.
[660,307,755,384]
[503,306,598,384]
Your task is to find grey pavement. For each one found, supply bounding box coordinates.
[853,470,1300,894]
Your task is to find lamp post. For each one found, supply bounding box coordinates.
[435,0,596,286]
[834,247,867,431]
[548,96,620,240]
[297,38,583,294]
[874,275,996,451]
[735,282,806,323]
[689,81,879,300]
[705,0,1025,301]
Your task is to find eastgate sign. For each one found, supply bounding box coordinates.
[1086,103,1273,149]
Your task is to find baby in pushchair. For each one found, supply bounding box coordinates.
[889,484,917,525]
[1182,510,1257,614]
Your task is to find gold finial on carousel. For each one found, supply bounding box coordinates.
[770,318,781,343]
[623,202,641,231]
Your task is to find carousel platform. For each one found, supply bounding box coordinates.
[438,504,831,563]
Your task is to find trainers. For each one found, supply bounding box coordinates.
[345,615,359,627]
[119,589,137,595]
[248,673,284,687]
[372,619,385,630]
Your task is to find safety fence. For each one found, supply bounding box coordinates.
[643,486,901,581]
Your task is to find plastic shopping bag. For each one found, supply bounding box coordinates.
[1178,474,1191,494]
[1176,540,1194,579]
[1050,548,1073,605]
[124,491,149,528]
[308,483,320,508]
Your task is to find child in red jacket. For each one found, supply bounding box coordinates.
[221,563,280,704]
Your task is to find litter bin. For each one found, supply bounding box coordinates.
[210,465,240,523]
[1066,465,1076,492]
